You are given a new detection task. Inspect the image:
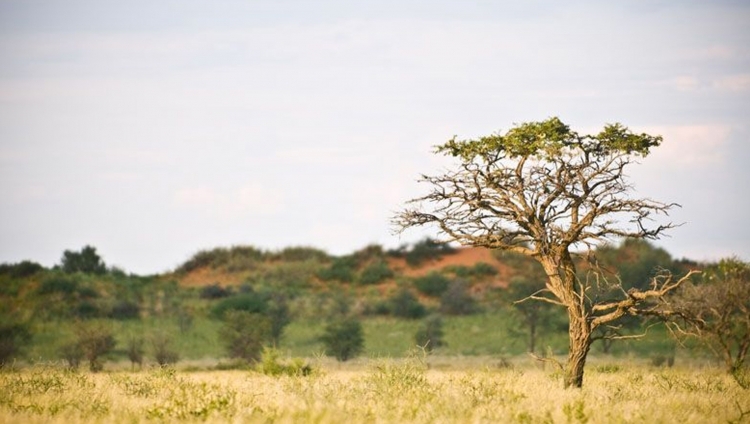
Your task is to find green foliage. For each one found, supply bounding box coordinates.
[211,293,268,319]
[413,272,451,297]
[436,117,660,162]
[596,238,678,291]
[358,260,394,285]
[389,288,427,319]
[321,318,364,361]
[38,274,80,295]
[60,245,106,274]
[0,316,32,366]
[151,331,180,366]
[317,256,357,282]
[74,322,116,372]
[271,246,330,262]
[255,346,312,376]
[397,238,456,267]
[256,261,318,294]
[109,300,140,320]
[125,335,145,369]
[265,293,292,346]
[199,283,233,299]
[219,310,272,362]
[176,245,266,273]
[440,281,479,315]
[0,260,44,278]
[58,341,83,369]
[414,314,445,352]
[669,257,750,372]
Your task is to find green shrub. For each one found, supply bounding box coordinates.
[211,293,268,319]
[359,260,394,285]
[415,314,446,352]
[38,275,79,295]
[60,245,106,274]
[0,318,31,366]
[219,310,272,362]
[109,300,140,320]
[255,347,312,376]
[200,283,234,299]
[320,318,364,362]
[74,322,116,372]
[272,246,330,262]
[317,256,357,282]
[59,341,83,369]
[440,281,479,315]
[389,288,427,319]
[152,332,179,366]
[404,238,456,267]
[0,260,44,278]
[258,261,317,293]
[414,272,451,297]
[75,300,102,319]
[126,335,145,370]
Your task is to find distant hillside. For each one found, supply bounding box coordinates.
[169,242,513,295]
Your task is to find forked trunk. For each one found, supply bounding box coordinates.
[564,310,592,389]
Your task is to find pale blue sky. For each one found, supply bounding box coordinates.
[1,1,748,274]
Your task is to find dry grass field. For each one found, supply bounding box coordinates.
[1,356,748,423]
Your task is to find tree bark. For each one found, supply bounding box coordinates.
[564,309,592,389]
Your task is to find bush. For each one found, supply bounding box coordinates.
[389,288,427,319]
[266,294,291,346]
[211,293,268,319]
[256,347,312,376]
[0,260,44,278]
[74,322,116,372]
[404,238,456,267]
[413,272,451,297]
[258,261,317,294]
[415,314,446,352]
[219,310,272,362]
[317,256,357,282]
[358,260,394,285]
[59,341,83,369]
[152,332,179,366]
[126,336,145,370]
[38,275,79,295]
[440,281,479,315]
[0,318,31,366]
[200,283,233,299]
[320,318,364,362]
[110,300,140,320]
[61,245,106,274]
[272,246,330,262]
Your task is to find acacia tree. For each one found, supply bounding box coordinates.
[394,117,697,388]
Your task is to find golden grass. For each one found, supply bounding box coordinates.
[1,358,748,423]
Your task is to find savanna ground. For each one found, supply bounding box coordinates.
[2,355,748,424]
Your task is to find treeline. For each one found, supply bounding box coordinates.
[1,239,746,373]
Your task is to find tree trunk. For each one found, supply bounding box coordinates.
[529,320,537,354]
[564,310,592,389]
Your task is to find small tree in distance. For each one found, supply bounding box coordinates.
[394,117,698,388]
[61,245,107,274]
[219,310,272,362]
[320,318,364,362]
[664,258,750,374]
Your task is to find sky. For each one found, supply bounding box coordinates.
[1,1,748,274]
